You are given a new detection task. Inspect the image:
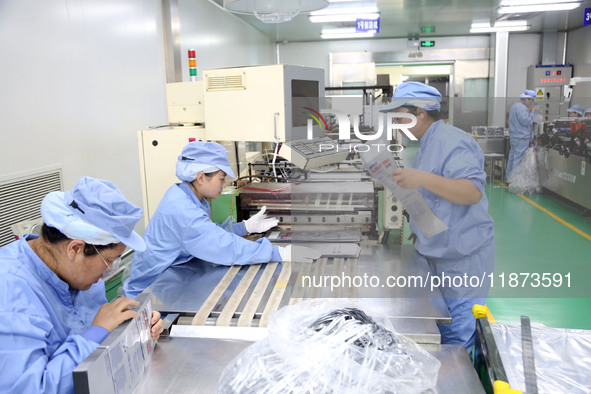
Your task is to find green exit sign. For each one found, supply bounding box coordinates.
[420,40,435,47]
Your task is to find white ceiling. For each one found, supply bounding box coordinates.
[212,0,591,42]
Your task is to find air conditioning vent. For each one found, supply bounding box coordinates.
[206,73,246,91]
[0,168,62,246]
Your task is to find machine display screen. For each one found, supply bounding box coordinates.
[292,79,320,127]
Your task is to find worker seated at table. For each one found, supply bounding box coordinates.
[123,141,320,298]
[384,81,495,355]
[567,104,584,118]
[0,176,164,394]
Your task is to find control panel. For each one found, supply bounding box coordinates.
[279,137,349,169]
[384,188,403,230]
[527,65,573,121]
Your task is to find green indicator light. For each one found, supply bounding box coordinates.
[189,68,197,76]
[420,40,435,47]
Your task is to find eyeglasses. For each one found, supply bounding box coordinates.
[92,245,121,274]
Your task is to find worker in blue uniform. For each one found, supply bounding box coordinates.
[567,104,584,118]
[585,108,591,119]
[506,90,538,178]
[123,141,320,298]
[0,176,163,393]
[383,82,495,354]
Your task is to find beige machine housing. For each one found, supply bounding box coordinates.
[203,64,325,143]
[137,127,206,224]
[166,81,205,125]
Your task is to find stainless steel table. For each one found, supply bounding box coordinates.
[80,245,486,393]
[134,337,484,393]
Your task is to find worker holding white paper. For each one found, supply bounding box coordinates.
[382,82,495,356]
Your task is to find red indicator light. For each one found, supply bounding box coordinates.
[558,70,562,75]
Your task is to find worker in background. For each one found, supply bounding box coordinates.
[567,104,584,118]
[585,108,591,119]
[506,89,538,178]
[384,82,494,355]
[123,141,320,298]
[0,176,163,393]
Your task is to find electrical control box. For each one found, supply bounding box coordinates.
[527,65,573,121]
[383,188,403,230]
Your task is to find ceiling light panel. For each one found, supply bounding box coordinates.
[472,20,528,28]
[498,1,581,13]
[321,32,375,39]
[321,26,376,39]
[311,6,379,16]
[470,20,530,33]
[309,12,379,22]
[500,0,579,5]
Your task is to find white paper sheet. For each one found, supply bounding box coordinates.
[361,150,448,238]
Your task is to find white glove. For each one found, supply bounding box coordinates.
[244,206,279,233]
[278,245,322,263]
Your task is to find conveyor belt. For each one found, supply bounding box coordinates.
[235,262,277,327]
[259,261,291,327]
[215,264,260,327]
[147,245,451,343]
[194,257,359,327]
[191,265,240,326]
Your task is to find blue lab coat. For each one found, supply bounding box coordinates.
[507,101,535,176]
[123,182,281,298]
[410,120,495,352]
[0,235,109,393]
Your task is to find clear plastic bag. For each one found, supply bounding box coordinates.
[507,146,541,195]
[492,322,591,393]
[217,299,441,393]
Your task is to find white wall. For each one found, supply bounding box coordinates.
[566,26,591,109]
[507,33,541,99]
[0,0,275,232]
[0,0,168,222]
